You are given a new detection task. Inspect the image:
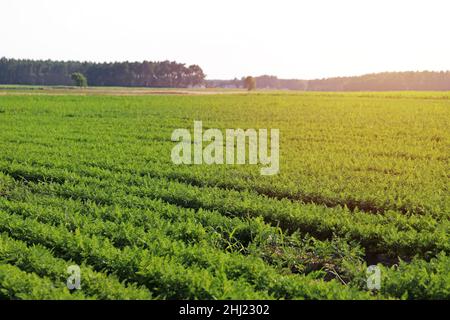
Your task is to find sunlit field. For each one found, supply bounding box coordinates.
[0,90,448,299]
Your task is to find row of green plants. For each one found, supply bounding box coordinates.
[0,233,151,299]
[0,93,448,300]
[1,172,448,299]
[0,209,372,299]
[0,126,447,218]
[0,185,367,280]
[1,93,446,218]
[0,263,84,300]
[1,162,447,260]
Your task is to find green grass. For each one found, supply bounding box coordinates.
[0,92,448,299]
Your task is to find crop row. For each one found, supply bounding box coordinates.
[0,233,151,299]
[0,263,84,300]
[0,136,447,218]
[0,162,447,259]
[0,188,366,282]
[2,177,448,299]
[0,208,373,299]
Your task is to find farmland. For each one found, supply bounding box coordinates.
[0,89,448,299]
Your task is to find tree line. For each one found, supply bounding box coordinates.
[206,72,450,91]
[0,58,205,87]
[306,71,450,91]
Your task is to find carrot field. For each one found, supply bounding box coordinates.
[0,91,448,299]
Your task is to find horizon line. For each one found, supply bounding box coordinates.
[2,56,450,81]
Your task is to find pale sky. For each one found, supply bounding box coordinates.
[1,0,450,79]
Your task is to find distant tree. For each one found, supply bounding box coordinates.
[244,76,256,91]
[187,64,206,87]
[71,72,87,87]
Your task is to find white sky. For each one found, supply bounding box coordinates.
[1,0,450,79]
